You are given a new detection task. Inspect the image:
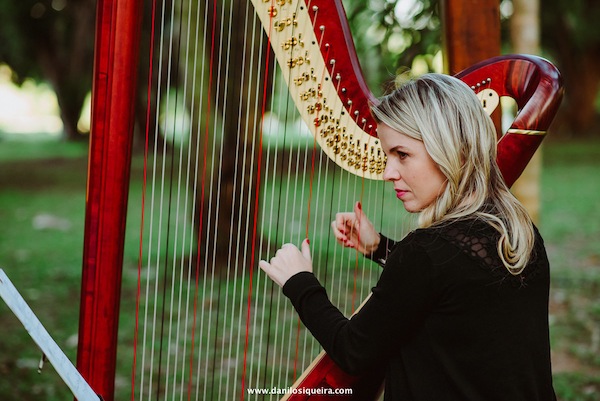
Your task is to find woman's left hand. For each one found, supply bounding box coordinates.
[259,239,312,287]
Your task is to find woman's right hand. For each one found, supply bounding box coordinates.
[331,201,380,256]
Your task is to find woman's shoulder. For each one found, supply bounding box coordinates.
[407,217,496,249]
[403,217,548,285]
[392,219,484,265]
[397,219,490,262]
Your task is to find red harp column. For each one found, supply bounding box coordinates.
[76,1,143,400]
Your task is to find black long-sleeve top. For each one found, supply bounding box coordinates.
[283,218,556,401]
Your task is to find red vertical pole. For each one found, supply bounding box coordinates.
[76,1,142,400]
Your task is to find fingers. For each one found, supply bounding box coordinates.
[332,219,353,248]
[258,259,270,272]
[333,212,356,236]
[332,206,362,249]
[331,219,346,241]
[301,238,311,262]
[259,241,313,287]
[353,201,364,221]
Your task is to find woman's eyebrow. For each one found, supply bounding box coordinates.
[388,145,410,152]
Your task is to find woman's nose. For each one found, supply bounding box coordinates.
[382,161,399,182]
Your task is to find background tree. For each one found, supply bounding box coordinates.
[0,0,96,140]
[166,0,270,263]
[344,0,442,93]
[200,0,270,263]
[346,0,600,137]
[539,0,600,136]
[509,0,542,223]
[1,0,598,141]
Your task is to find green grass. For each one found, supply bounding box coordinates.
[0,137,599,400]
[0,139,88,399]
[540,140,600,398]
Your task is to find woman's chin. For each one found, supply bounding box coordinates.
[400,202,419,214]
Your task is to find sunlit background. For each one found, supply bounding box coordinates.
[0,64,90,138]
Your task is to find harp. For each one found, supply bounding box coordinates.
[76,0,563,400]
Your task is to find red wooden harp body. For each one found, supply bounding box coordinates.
[77,0,563,400]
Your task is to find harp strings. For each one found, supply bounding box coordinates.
[137,0,178,398]
[240,1,272,398]
[131,0,159,396]
[183,0,212,397]
[145,0,197,398]
[131,0,397,400]
[133,0,213,399]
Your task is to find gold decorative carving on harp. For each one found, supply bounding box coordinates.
[76,0,562,400]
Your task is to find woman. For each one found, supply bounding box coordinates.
[258,74,556,400]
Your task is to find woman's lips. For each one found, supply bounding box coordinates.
[395,189,408,199]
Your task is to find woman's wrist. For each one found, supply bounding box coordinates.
[362,234,382,256]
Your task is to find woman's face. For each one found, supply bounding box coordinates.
[378,123,447,213]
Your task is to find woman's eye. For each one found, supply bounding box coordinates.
[397,151,408,159]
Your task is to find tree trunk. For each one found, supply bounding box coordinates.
[541,1,600,137]
[54,80,89,140]
[555,51,600,135]
[187,0,272,270]
[441,0,501,74]
[39,0,96,141]
[441,0,501,131]
[510,0,541,223]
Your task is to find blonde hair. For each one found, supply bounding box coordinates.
[371,73,534,275]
